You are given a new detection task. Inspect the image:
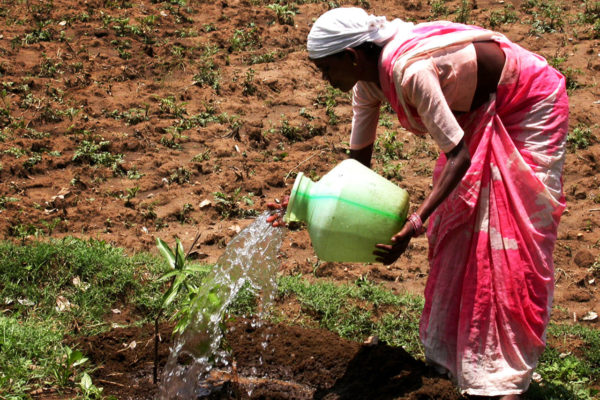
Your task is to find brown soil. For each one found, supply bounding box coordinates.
[1,0,599,398]
[68,319,459,400]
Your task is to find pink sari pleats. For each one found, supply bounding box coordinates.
[420,40,568,395]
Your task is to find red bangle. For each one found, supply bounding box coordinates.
[408,213,425,236]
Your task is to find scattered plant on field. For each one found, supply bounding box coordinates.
[73,139,123,169]
[229,24,261,52]
[246,50,277,65]
[567,124,595,150]
[193,58,221,92]
[214,188,257,219]
[242,68,258,96]
[177,203,194,223]
[158,95,187,117]
[0,195,19,209]
[430,0,449,18]
[279,114,302,141]
[191,149,211,162]
[454,0,472,23]
[267,3,297,25]
[375,130,406,162]
[79,372,104,399]
[522,0,565,34]
[548,55,581,92]
[316,85,345,125]
[52,346,89,387]
[168,167,192,184]
[488,4,518,27]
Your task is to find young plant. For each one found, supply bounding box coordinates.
[52,346,89,387]
[267,3,297,26]
[567,124,595,150]
[154,236,206,382]
[214,188,257,219]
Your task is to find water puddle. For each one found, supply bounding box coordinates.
[159,211,285,399]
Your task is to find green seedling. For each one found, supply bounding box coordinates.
[154,236,206,382]
[567,124,594,150]
[214,188,257,219]
[267,3,297,25]
[52,346,89,387]
[79,372,104,399]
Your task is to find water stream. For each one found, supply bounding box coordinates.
[159,211,285,399]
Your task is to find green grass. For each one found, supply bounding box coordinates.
[1,239,598,399]
[277,275,424,356]
[0,316,63,397]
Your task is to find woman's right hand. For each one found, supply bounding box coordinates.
[266,196,289,227]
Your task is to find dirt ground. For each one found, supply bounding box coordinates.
[1,0,599,398]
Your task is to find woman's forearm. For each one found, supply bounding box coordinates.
[416,139,470,223]
[349,142,374,168]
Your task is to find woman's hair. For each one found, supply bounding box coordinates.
[331,41,383,61]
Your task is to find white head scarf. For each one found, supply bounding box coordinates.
[307,7,412,59]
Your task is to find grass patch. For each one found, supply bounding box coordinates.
[277,275,424,356]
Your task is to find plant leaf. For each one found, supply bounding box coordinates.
[156,238,176,269]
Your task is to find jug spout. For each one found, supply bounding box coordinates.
[284,172,314,223]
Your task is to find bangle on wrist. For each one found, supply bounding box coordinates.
[408,213,425,236]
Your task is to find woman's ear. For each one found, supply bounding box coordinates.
[345,48,360,66]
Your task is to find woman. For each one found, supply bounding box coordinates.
[304,6,568,399]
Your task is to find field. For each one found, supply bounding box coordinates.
[0,0,599,398]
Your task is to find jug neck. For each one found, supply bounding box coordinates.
[284,172,314,223]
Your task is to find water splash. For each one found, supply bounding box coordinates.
[159,212,285,399]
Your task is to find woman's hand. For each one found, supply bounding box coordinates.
[266,196,289,227]
[373,223,414,265]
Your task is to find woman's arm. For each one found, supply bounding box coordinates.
[349,143,374,167]
[374,138,470,265]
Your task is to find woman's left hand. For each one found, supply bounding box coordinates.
[373,223,414,265]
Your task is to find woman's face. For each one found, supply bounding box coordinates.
[312,52,359,92]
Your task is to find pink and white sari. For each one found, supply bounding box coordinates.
[379,22,568,396]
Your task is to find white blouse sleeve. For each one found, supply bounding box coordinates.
[350,82,382,150]
[398,59,464,153]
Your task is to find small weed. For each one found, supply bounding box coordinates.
[279,114,302,142]
[549,55,581,92]
[375,130,406,162]
[191,149,211,162]
[193,59,220,92]
[108,107,150,125]
[176,203,194,223]
[267,3,297,25]
[73,139,123,169]
[567,124,595,150]
[38,56,63,78]
[246,51,277,65]
[242,68,258,96]
[214,188,257,219]
[158,95,187,118]
[316,85,345,126]
[379,114,394,129]
[4,146,27,159]
[52,346,89,387]
[454,0,472,23]
[430,0,449,18]
[523,0,565,35]
[488,3,518,28]
[229,24,261,52]
[379,162,403,181]
[79,372,104,399]
[168,167,191,184]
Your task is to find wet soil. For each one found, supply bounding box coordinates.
[1,0,599,398]
[69,319,459,400]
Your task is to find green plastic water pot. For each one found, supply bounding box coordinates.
[284,159,409,263]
